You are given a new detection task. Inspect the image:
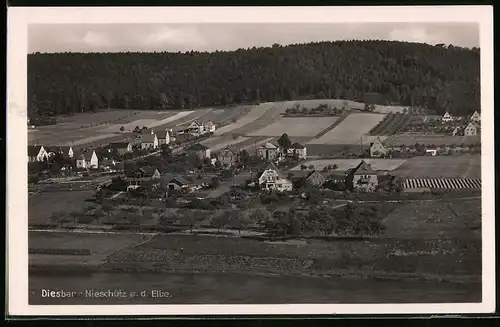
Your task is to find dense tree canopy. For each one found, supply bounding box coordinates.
[28,40,480,119]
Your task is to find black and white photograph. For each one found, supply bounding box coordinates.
[7,6,494,316]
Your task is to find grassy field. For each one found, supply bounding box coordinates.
[29,191,95,225]
[311,113,386,144]
[290,159,407,172]
[392,155,481,178]
[248,117,338,137]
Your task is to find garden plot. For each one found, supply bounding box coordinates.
[290,159,407,172]
[373,105,408,114]
[248,117,338,137]
[311,113,386,144]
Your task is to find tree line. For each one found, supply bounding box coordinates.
[28,40,480,119]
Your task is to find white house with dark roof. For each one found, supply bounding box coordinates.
[470,110,481,123]
[203,121,216,134]
[258,162,292,192]
[369,137,387,158]
[76,150,99,169]
[441,111,454,123]
[108,142,132,155]
[464,122,480,136]
[286,143,307,160]
[257,142,282,161]
[141,133,159,150]
[28,145,49,162]
[156,129,171,146]
[345,160,378,192]
[45,146,74,159]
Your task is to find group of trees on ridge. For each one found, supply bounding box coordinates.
[28,40,480,120]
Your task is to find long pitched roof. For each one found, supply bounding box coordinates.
[141,134,157,143]
[353,160,376,175]
[28,145,43,156]
[156,130,170,139]
[109,142,130,149]
[186,143,209,151]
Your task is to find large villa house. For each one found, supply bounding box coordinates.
[257,162,293,192]
[28,145,49,162]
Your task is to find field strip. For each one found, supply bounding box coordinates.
[213,102,274,136]
[311,113,386,145]
[312,112,350,139]
[147,111,195,128]
[173,109,213,127]
[248,117,337,138]
[207,136,251,152]
[238,137,275,151]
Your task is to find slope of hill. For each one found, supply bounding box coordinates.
[28,40,480,119]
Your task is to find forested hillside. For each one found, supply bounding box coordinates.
[28,40,480,119]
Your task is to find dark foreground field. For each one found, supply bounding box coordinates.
[29,271,480,305]
[28,198,482,304]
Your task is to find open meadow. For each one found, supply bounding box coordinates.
[392,155,481,179]
[310,113,386,145]
[385,135,481,147]
[248,117,337,138]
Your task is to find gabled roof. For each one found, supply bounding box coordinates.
[141,134,157,143]
[353,160,376,175]
[156,130,170,139]
[109,142,131,149]
[291,142,305,149]
[259,162,283,179]
[168,176,192,185]
[45,146,73,155]
[186,143,209,151]
[139,166,160,177]
[28,145,43,156]
[260,142,278,149]
[219,146,238,155]
[204,120,215,126]
[370,137,385,146]
[77,150,96,161]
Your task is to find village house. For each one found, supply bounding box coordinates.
[258,162,293,192]
[76,150,99,169]
[108,142,133,155]
[286,143,307,160]
[369,137,387,158]
[257,142,282,162]
[441,111,454,123]
[141,133,158,150]
[156,129,171,146]
[345,160,378,192]
[27,145,49,162]
[203,121,216,134]
[464,122,480,136]
[186,143,211,160]
[289,170,326,189]
[217,146,239,167]
[165,176,193,191]
[45,146,74,159]
[125,166,161,190]
[470,110,481,123]
[186,121,204,135]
